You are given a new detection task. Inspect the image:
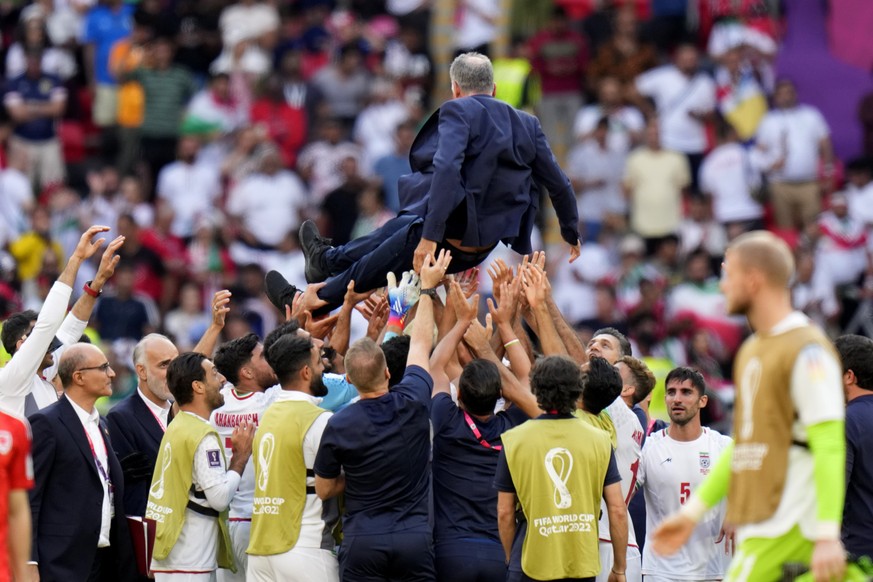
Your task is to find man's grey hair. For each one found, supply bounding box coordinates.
[133,333,173,367]
[449,52,494,95]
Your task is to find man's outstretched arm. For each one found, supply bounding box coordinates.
[529,118,580,258]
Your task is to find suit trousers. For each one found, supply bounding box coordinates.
[318,214,494,312]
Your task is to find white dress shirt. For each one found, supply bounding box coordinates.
[68,398,112,548]
[137,388,170,431]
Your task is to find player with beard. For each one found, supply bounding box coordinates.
[210,333,279,582]
[147,352,255,580]
[636,367,732,581]
[247,334,339,581]
[653,231,847,582]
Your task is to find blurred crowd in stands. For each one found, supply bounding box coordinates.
[0,0,870,415]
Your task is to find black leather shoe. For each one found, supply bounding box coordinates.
[300,220,333,283]
[264,270,299,313]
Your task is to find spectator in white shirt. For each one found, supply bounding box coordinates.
[0,146,34,247]
[567,117,627,240]
[792,249,839,327]
[699,120,764,230]
[574,76,645,155]
[311,44,372,125]
[632,43,716,193]
[298,118,363,204]
[353,78,412,170]
[156,137,222,240]
[813,192,871,288]
[226,149,309,250]
[755,78,834,230]
[454,0,499,55]
[843,158,873,227]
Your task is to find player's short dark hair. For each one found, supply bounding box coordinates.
[592,327,632,357]
[263,320,301,356]
[835,335,873,391]
[382,335,411,387]
[167,352,208,406]
[618,355,657,404]
[582,356,623,414]
[1,310,37,355]
[214,333,259,386]
[458,359,501,416]
[266,334,313,386]
[665,366,707,396]
[530,356,584,415]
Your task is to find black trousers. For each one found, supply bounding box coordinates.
[317,214,494,312]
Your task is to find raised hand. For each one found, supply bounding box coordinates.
[521,262,547,310]
[387,270,421,320]
[463,313,493,352]
[210,290,232,329]
[366,296,389,341]
[307,313,340,340]
[487,280,519,327]
[72,225,111,262]
[420,249,452,290]
[455,268,480,299]
[487,259,513,302]
[449,280,478,323]
[93,235,125,287]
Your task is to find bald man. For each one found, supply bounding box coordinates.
[653,231,847,582]
[107,334,179,517]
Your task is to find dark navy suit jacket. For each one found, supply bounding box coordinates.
[398,94,579,254]
[29,396,138,582]
[106,391,169,517]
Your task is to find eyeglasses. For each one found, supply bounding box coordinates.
[75,363,112,374]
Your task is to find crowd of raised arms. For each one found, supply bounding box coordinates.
[0,224,867,582]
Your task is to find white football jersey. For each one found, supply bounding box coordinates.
[598,397,645,545]
[209,385,281,518]
[638,427,733,580]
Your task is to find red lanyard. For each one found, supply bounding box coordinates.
[463,411,502,452]
[84,426,113,493]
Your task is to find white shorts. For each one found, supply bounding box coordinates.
[597,541,642,582]
[154,573,215,582]
[216,520,251,582]
[247,546,339,582]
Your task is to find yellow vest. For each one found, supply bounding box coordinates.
[727,323,838,525]
[503,417,611,579]
[146,412,235,570]
[493,58,533,109]
[248,399,325,555]
[575,408,617,448]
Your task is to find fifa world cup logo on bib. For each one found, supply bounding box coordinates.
[739,357,762,440]
[544,447,574,509]
[257,433,276,492]
[150,442,172,500]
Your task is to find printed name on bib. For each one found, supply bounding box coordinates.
[213,412,260,429]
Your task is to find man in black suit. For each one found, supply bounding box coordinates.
[28,343,138,582]
[106,333,178,517]
[266,52,581,313]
